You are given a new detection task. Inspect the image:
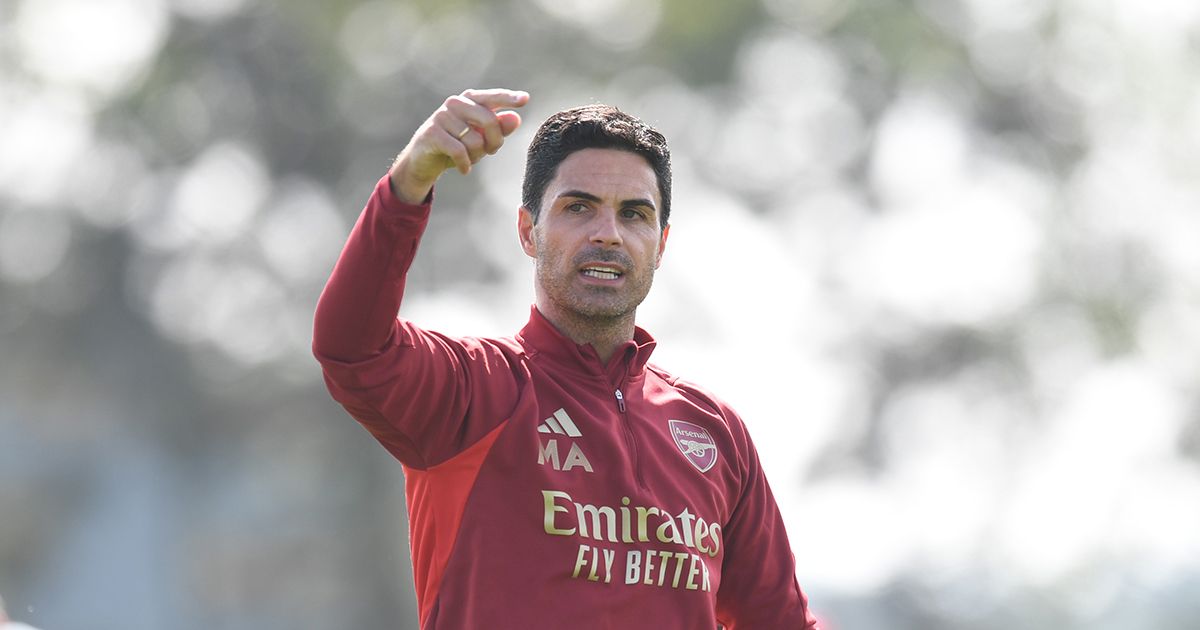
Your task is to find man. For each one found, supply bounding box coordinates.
[313,88,819,629]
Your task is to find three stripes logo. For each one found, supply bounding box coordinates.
[537,408,582,437]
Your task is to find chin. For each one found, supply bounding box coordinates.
[576,298,645,321]
[566,304,622,320]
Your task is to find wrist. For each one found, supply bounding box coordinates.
[388,154,437,205]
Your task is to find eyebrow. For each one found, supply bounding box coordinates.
[558,190,657,210]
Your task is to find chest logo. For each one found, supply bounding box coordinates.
[537,408,582,437]
[538,408,593,473]
[668,420,718,473]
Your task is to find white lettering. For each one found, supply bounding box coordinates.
[572,544,589,578]
[587,547,603,582]
[538,440,560,469]
[625,550,642,584]
[670,551,689,588]
[576,503,618,543]
[694,519,710,555]
[676,508,696,548]
[572,544,614,583]
[686,554,703,590]
[620,550,712,592]
[540,490,722,558]
[656,514,683,545]
[707,524,722,556]
[542,490,575,536]
[636,506,659,542]
[619,497,634,543]
[562,442,594,472]
[642,549,657,585]
[656,549,672,585]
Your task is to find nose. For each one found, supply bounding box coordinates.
[588,208,622,247]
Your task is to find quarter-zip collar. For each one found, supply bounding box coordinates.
[517,306,656,383]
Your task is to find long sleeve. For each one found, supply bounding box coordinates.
[313,175,430,363]
[715,410,820,629]
[312,175,519,469]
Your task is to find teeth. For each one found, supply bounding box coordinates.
[582,269,620,280]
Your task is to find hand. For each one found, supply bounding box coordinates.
[389,88,529,204]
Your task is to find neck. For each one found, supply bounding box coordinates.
[536,301,636,364]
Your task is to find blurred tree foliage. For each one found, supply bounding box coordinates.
[2,0,1199,629]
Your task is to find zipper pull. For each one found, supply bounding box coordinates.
[614,389,626,413]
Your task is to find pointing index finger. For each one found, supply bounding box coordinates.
[462,88,530,111]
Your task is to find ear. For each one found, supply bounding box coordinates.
[655,223,670,269]
[518,206,537,258]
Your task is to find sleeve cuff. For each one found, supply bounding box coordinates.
[375,173,434,216]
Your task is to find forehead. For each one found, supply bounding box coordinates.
[545,148,660,207]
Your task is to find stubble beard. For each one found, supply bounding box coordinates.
[534,246,654,327]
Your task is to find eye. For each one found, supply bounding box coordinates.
[621,207,648,220]
[566,202,588,213]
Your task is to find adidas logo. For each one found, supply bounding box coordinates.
[537,408,593,473]
[537,408,582,437]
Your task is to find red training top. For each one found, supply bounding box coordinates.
[313,175,819,630]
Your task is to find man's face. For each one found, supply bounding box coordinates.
[518,148,669,324]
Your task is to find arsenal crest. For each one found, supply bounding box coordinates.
[668,420,718,473]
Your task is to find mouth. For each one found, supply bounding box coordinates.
[580,264,624,281]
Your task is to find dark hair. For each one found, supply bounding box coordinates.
[522,104,671,229]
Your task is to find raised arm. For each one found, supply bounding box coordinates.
[312,89,527,467]
[313,89,528,362]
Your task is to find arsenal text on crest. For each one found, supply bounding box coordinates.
[668,419,718,473]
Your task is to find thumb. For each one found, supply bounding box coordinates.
[497,111,522,137]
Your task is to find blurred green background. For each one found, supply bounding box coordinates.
[2,0,1199,628]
